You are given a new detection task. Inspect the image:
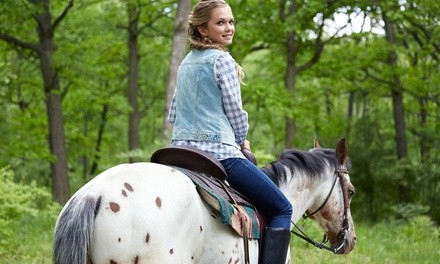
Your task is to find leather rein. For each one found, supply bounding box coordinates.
[291,166,350,254]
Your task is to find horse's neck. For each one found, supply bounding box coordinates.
[279,167,331,224]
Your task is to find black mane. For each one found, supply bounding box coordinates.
[262,148,351,186]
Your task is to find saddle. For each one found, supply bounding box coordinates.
[151,145,228,181]
[150,146,263,239]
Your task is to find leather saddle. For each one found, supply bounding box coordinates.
[150,145,228,181]
[150,145,255,208]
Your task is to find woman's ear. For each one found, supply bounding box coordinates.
[197,26,208,36]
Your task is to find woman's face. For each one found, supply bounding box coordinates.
[198,5,235,46]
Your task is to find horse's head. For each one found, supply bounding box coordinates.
[307,138,357,254]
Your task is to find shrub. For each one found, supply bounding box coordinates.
[0,166,60,261]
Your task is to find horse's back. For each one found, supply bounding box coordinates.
[60,162,206,264]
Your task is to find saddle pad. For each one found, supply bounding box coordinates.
[174,167,261,239]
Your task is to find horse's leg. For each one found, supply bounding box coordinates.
[88,163,207,264]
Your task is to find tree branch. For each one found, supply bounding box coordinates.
[0,33,39,52]
[400,12,439,60]
[297,6,351,73]
[52,0,74,33]
[363,68,394,87]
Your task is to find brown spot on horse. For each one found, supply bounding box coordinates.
[109,202,120,213]
[124,183,134,192]
[155,197,162,208]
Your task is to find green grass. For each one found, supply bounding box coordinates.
[290,216,439,264]
[1,214,438,263]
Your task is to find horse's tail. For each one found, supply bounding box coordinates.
[53,193,101,264]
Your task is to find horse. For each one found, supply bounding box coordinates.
[53,138,356,264]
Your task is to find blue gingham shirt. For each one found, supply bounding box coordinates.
[168,51,248,160]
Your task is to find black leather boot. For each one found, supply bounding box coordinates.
[260,227,291,264]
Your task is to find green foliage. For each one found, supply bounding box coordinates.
[390,203,430,221]
[0,0,439,224]
[0,167,60,261]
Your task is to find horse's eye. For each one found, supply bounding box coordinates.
[348,189,355,198]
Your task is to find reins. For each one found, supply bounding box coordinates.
[290,167,350,254]
[303,173,339,219]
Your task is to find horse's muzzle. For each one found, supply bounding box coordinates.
[332,229,357,254]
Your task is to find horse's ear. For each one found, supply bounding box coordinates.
[335,138,348,165]
[314,138,321,148]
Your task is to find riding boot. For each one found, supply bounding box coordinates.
[260,227,291,264]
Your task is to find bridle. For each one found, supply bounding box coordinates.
[291,166,350,254]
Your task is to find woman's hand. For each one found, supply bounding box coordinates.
[240,140,257,165]
[240,139,250,150]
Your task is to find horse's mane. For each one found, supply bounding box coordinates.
[262,148,351,186]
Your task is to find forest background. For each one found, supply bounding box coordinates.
[0,0,439,262]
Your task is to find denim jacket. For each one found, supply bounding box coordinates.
[171,49,236,146]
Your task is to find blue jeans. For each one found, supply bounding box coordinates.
[220,158,293,229]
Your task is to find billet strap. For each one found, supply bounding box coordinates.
[217,179,250,264]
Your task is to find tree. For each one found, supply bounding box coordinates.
[233,0,351,147]
[121,0,175,162]
[163,0,191,140]
[126,1,142,162]
[0,0,74,204]
[382,7,410,202]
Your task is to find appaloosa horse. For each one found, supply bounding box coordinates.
[54,138,356,264]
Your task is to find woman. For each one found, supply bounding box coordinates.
[167,1,293,263]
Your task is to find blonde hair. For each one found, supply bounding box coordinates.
[188,0,245,82]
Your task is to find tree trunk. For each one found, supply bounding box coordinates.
[82,110,91,181]
[90,103,109,176]
[283,8,298,148]
[346,91,355,137]
[383,12,410,203]
[280,1,327,148]
[418,97,428,163]
[163,0,191,140]
[127,3,141,162]
[33,0,72,204]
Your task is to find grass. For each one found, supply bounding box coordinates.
[290,216,439,264]
[1,213,438,264]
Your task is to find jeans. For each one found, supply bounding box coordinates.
[220,158,293,229]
